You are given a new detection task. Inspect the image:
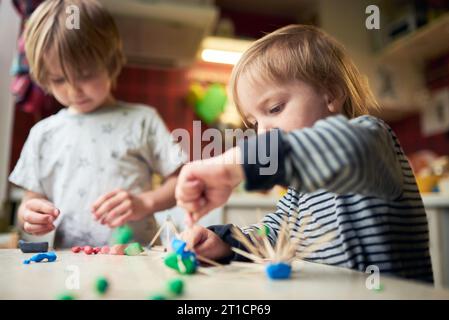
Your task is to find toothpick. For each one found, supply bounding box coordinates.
[247,229,268,258]
[261,234,276,260]
[231,226,262,257]
[196,254,223,267]
[148,221,166,247]
[231,247,265,264]
[274,218,289,261]
[168,220,181,238]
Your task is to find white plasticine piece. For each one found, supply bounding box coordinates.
[177,254,187,273]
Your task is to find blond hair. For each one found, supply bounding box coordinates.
[230,25,378,126]
[24,0,125,89]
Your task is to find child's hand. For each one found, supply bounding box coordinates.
[91,189,152,228]
[21,198,60,236]
[176,147,245,223]
[181,225,232,260]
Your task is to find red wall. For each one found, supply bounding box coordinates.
[388,113,449,156]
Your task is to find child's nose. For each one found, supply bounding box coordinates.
[68,83,83,96]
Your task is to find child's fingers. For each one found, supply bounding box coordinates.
[23,222,55,235]
[23,210,55,225]
[91,189,120,212]
[184,226,207,250]
[101,201,131,225]
[108,210,132,228]
[26,199,59,218]
[176,180,204,202]
[93,191,128,219]
[33,228,55,236]
[177,198,206,215]
[191,204,215,223]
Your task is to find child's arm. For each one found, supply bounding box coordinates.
[246,115,404,198]
[17,190,60,236]
[176,115,404,223]
[92,170,180,228]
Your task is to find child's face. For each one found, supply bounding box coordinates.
[44,51,113,113]
[236,73,343,133]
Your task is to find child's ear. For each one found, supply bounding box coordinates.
[325,87,346,114]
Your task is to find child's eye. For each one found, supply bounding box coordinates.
[51,78,65,85]
[269,104,284,114]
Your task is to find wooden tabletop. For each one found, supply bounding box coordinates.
[1,249,449,300]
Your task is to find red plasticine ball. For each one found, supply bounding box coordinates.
[100,246,109,254]
[71,246,82,253]
[84,246,93,255]
[93,247,101,254]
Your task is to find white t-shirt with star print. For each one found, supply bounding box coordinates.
[9,102,187,248]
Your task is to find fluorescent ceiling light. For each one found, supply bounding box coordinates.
[200,36,253,65]
[201,49,243,65]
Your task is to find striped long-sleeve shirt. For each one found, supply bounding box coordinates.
[209,115,433,283]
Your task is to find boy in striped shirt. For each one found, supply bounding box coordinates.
[176,25,433,283]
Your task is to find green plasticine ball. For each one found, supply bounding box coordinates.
[95,277,109,295]
[112,225,133,244]
[373,283,384,292]
[164,252,197,275]
[257,225,270,237]
[56,292,76,300]
[124,242,144,256]
[149,293,166,300]
[195,83,227,125]
[167,278,184,296]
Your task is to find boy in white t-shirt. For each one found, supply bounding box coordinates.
[9,0,186,247]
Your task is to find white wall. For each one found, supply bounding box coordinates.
[0,1,21,217]
[317,0,427,112]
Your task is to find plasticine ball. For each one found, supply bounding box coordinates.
[112,225,133,244]
[95,276,109,295]
[167,278,184,296]
[265,262,292,280]
[195,83,227,124]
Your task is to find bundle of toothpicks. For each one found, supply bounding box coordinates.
[230,211,335,268]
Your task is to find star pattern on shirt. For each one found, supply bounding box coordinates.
[78,188,87,198]
[78,157,91,168]
[124,134,135,148]
[77,118,85,126]
[101,123,115,134]
[110,151,119,159]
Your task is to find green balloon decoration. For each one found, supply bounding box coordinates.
[194,83,227,125]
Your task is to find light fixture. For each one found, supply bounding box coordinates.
[201,49,243,65]
[200,36,253,65]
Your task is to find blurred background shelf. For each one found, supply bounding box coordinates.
[422,193,449,207]
[379,13,449,63]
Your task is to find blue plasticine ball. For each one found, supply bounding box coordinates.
[265,262,292,280]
